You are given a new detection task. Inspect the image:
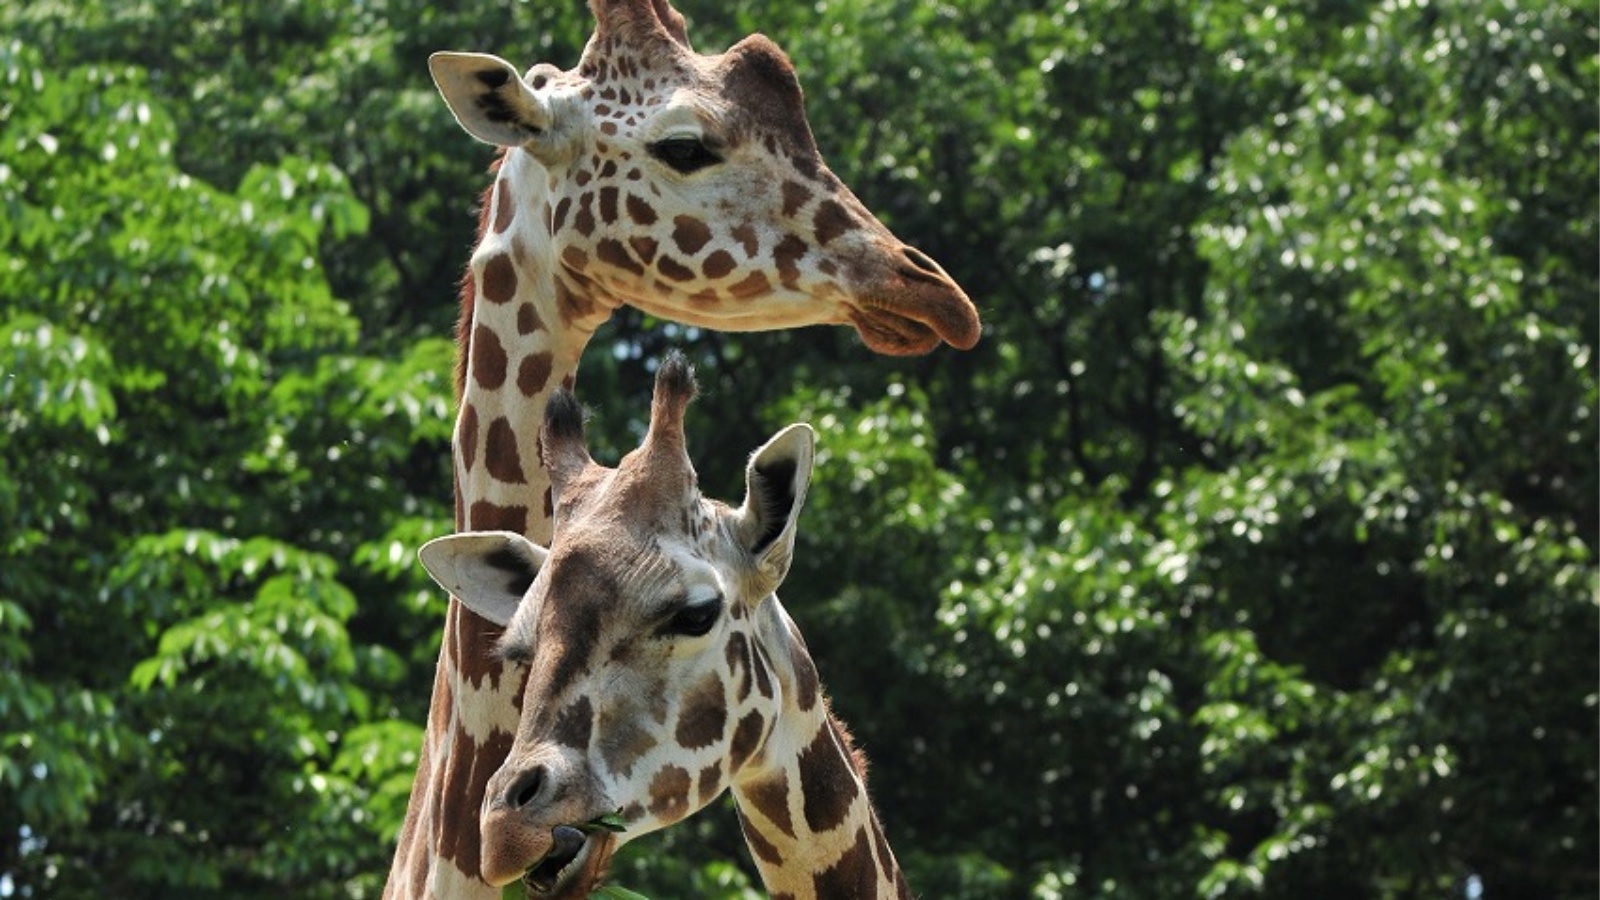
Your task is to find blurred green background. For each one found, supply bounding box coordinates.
[1,0,1594,897]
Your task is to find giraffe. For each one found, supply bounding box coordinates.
[387,1,978,897]
[418,355,911,899]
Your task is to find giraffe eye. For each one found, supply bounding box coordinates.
[648,136,721,174]
[663,597,723,637]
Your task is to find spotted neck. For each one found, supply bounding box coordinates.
[385,150,607,900]
[730,602,911,900]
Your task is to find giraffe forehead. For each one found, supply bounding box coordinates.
[533,527,718,623]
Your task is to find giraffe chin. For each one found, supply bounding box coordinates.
[508,826,617,899]
[847,306,949,357]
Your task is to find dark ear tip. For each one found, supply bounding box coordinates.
[544,387,587,440]
[655,350,698,403]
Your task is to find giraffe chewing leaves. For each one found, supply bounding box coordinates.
[507,813,629,900]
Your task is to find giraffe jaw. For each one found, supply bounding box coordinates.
[519,825,617,899]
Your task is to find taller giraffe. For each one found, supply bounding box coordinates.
[386,1,979,898]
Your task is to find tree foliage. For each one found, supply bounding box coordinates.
[1,1,1594,899]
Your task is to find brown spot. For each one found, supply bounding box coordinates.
[629,235,659,265]
[455,606,508,690]
[492,179,515,233]
[552,196,572,233]
[484,416,526,484]
[561,246,589,271]
[657,254,695,282]
[598,186,619,224]
[773,235,806,288]
[798,722,859,833]
[672,215,712,256]
[742,771,795,838]
[516,302,543,336]
[737,807,784,867]
[437,724,513,876]
[813,200,857,246]
[620,193,652,224]
[698,763,723,805]
[729,710,766,772]
[751,642,774,699]
[575,193,596,236]
[600,159,618,179]
[791,152,822,182]
[812,827,875,898]
[781,181,812,218]
[471,325,508,390]
[675,672,728,750]
[518,352,554,398]
[689,288,721,307]
[702,249,736,280]
[459,403,480,474]
[597,238,645,277]
[408,810,430,890]
[467,501,527,534]
[790,640,820,712]
[550,695,594,750]
[542,486,554,521]
[599,708,659,778]
[730,223,760,257]
[725,632,753,702]
[728,271,772,301]
[873,820,896,886]
[648,765,692,823]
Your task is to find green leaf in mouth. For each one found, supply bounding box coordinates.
[582,810,628,834]
[591,886,651,900]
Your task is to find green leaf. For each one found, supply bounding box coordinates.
[584,810,629,834]
[592,886,652,900]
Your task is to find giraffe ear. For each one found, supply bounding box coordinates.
[429,52,572,157]
[736,424,815,595]
[418,531,549,627]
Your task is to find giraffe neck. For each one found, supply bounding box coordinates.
[729,603,911,900]
[385,149,609,899]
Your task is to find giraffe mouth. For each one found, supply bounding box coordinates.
[847,305,945,356]
[522,825,616,897]
[849,249,982,355]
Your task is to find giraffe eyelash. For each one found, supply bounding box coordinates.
[658,593,724,638]
[647,136,722,174]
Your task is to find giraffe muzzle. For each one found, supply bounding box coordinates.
[480,758,621,891]
[847,243,981,355]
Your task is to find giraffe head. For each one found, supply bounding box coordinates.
[418,355,817,893]
[429,0,979,355]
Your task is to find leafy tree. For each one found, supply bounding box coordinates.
[0,39,439,897]
[2,1,1593,898]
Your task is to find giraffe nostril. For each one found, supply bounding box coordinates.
[899,246,945,281]
[506,767,546,810]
